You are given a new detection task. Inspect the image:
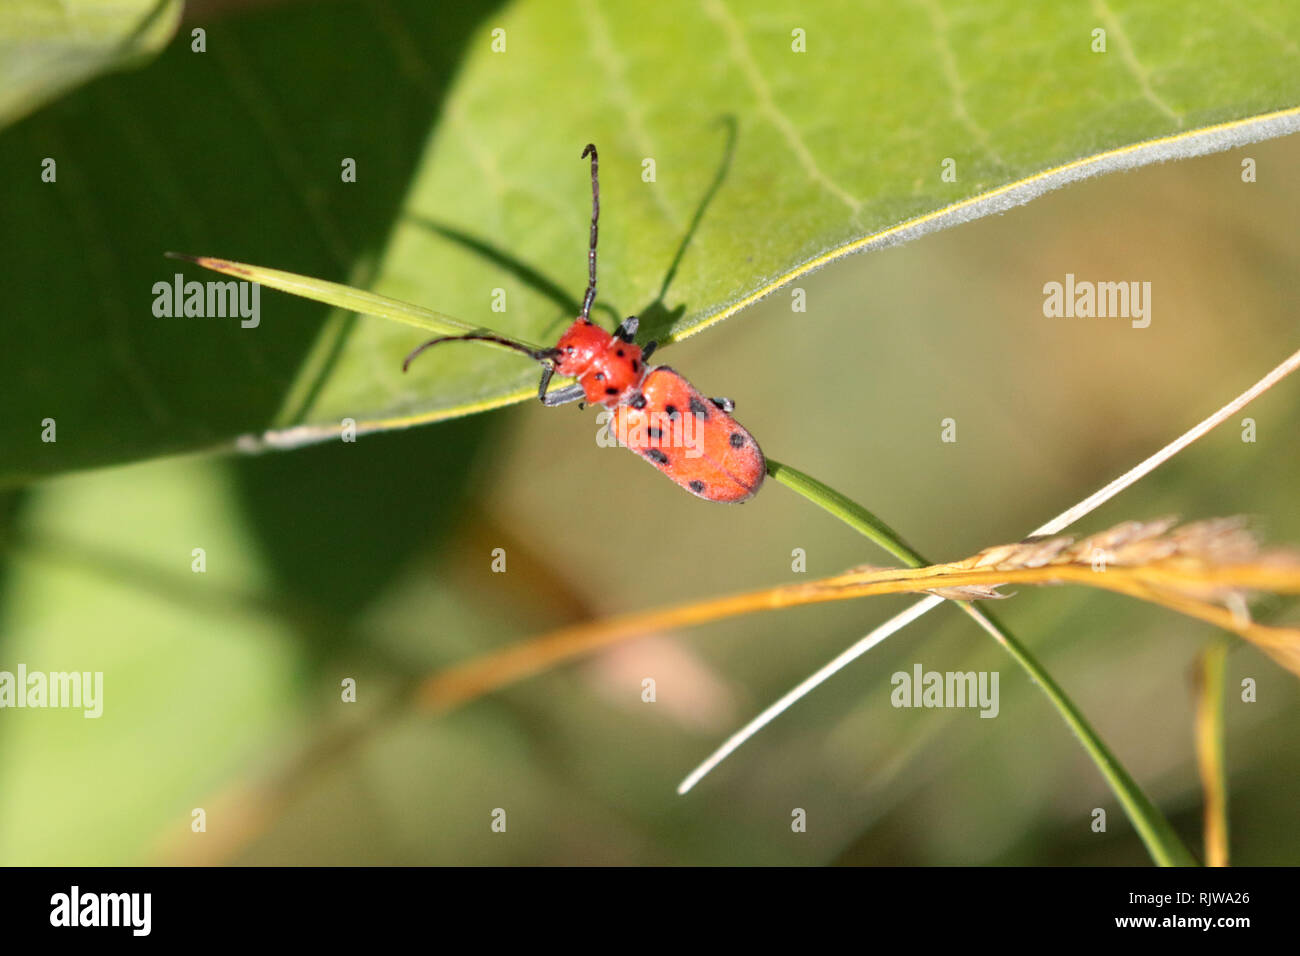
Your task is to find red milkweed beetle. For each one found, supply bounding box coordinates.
[403,144,765,503]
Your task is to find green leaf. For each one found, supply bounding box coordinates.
[0,0,498,483]
[0,0,182,129]
[4,0,1299,483]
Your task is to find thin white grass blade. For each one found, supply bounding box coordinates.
[677,596,945,794]
[1033,346,1300,536]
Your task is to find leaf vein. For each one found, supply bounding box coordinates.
[580,0,684,229]
[1091,0,1184,126]
[914,0,1006,169]
[704,0,864,216]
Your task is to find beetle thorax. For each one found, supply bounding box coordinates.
[553,318,647,408]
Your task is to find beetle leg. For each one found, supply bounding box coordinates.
[542,385,586,407]
[538,365,586,407]
[614,315,639,342]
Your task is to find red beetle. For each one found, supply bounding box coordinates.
[403,145,765,503]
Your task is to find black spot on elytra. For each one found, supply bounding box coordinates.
[630,393,647,410]
[616,348,625,357]
[605,387,618,396]
[631,360,639,372]
[689,480,705,493]
[647,427,663,440]
[664,404,679,419]
[647,448,668,465]
[689,396,709,419]
[729,432,744,448]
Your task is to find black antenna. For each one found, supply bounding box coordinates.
[580,143,599,320]
[402,334,557,373]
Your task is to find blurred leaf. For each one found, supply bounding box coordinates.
[4,0,1299,483]
[229,412,503,660]
[0,490,28,600]
[0,458,302,865]
[0,0,182,128]
[0,387,505,864]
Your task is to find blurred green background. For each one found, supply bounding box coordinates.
[0,0,1297,865]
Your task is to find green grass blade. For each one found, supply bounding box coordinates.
[766,457,1199,867]
[164,253,542,350]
